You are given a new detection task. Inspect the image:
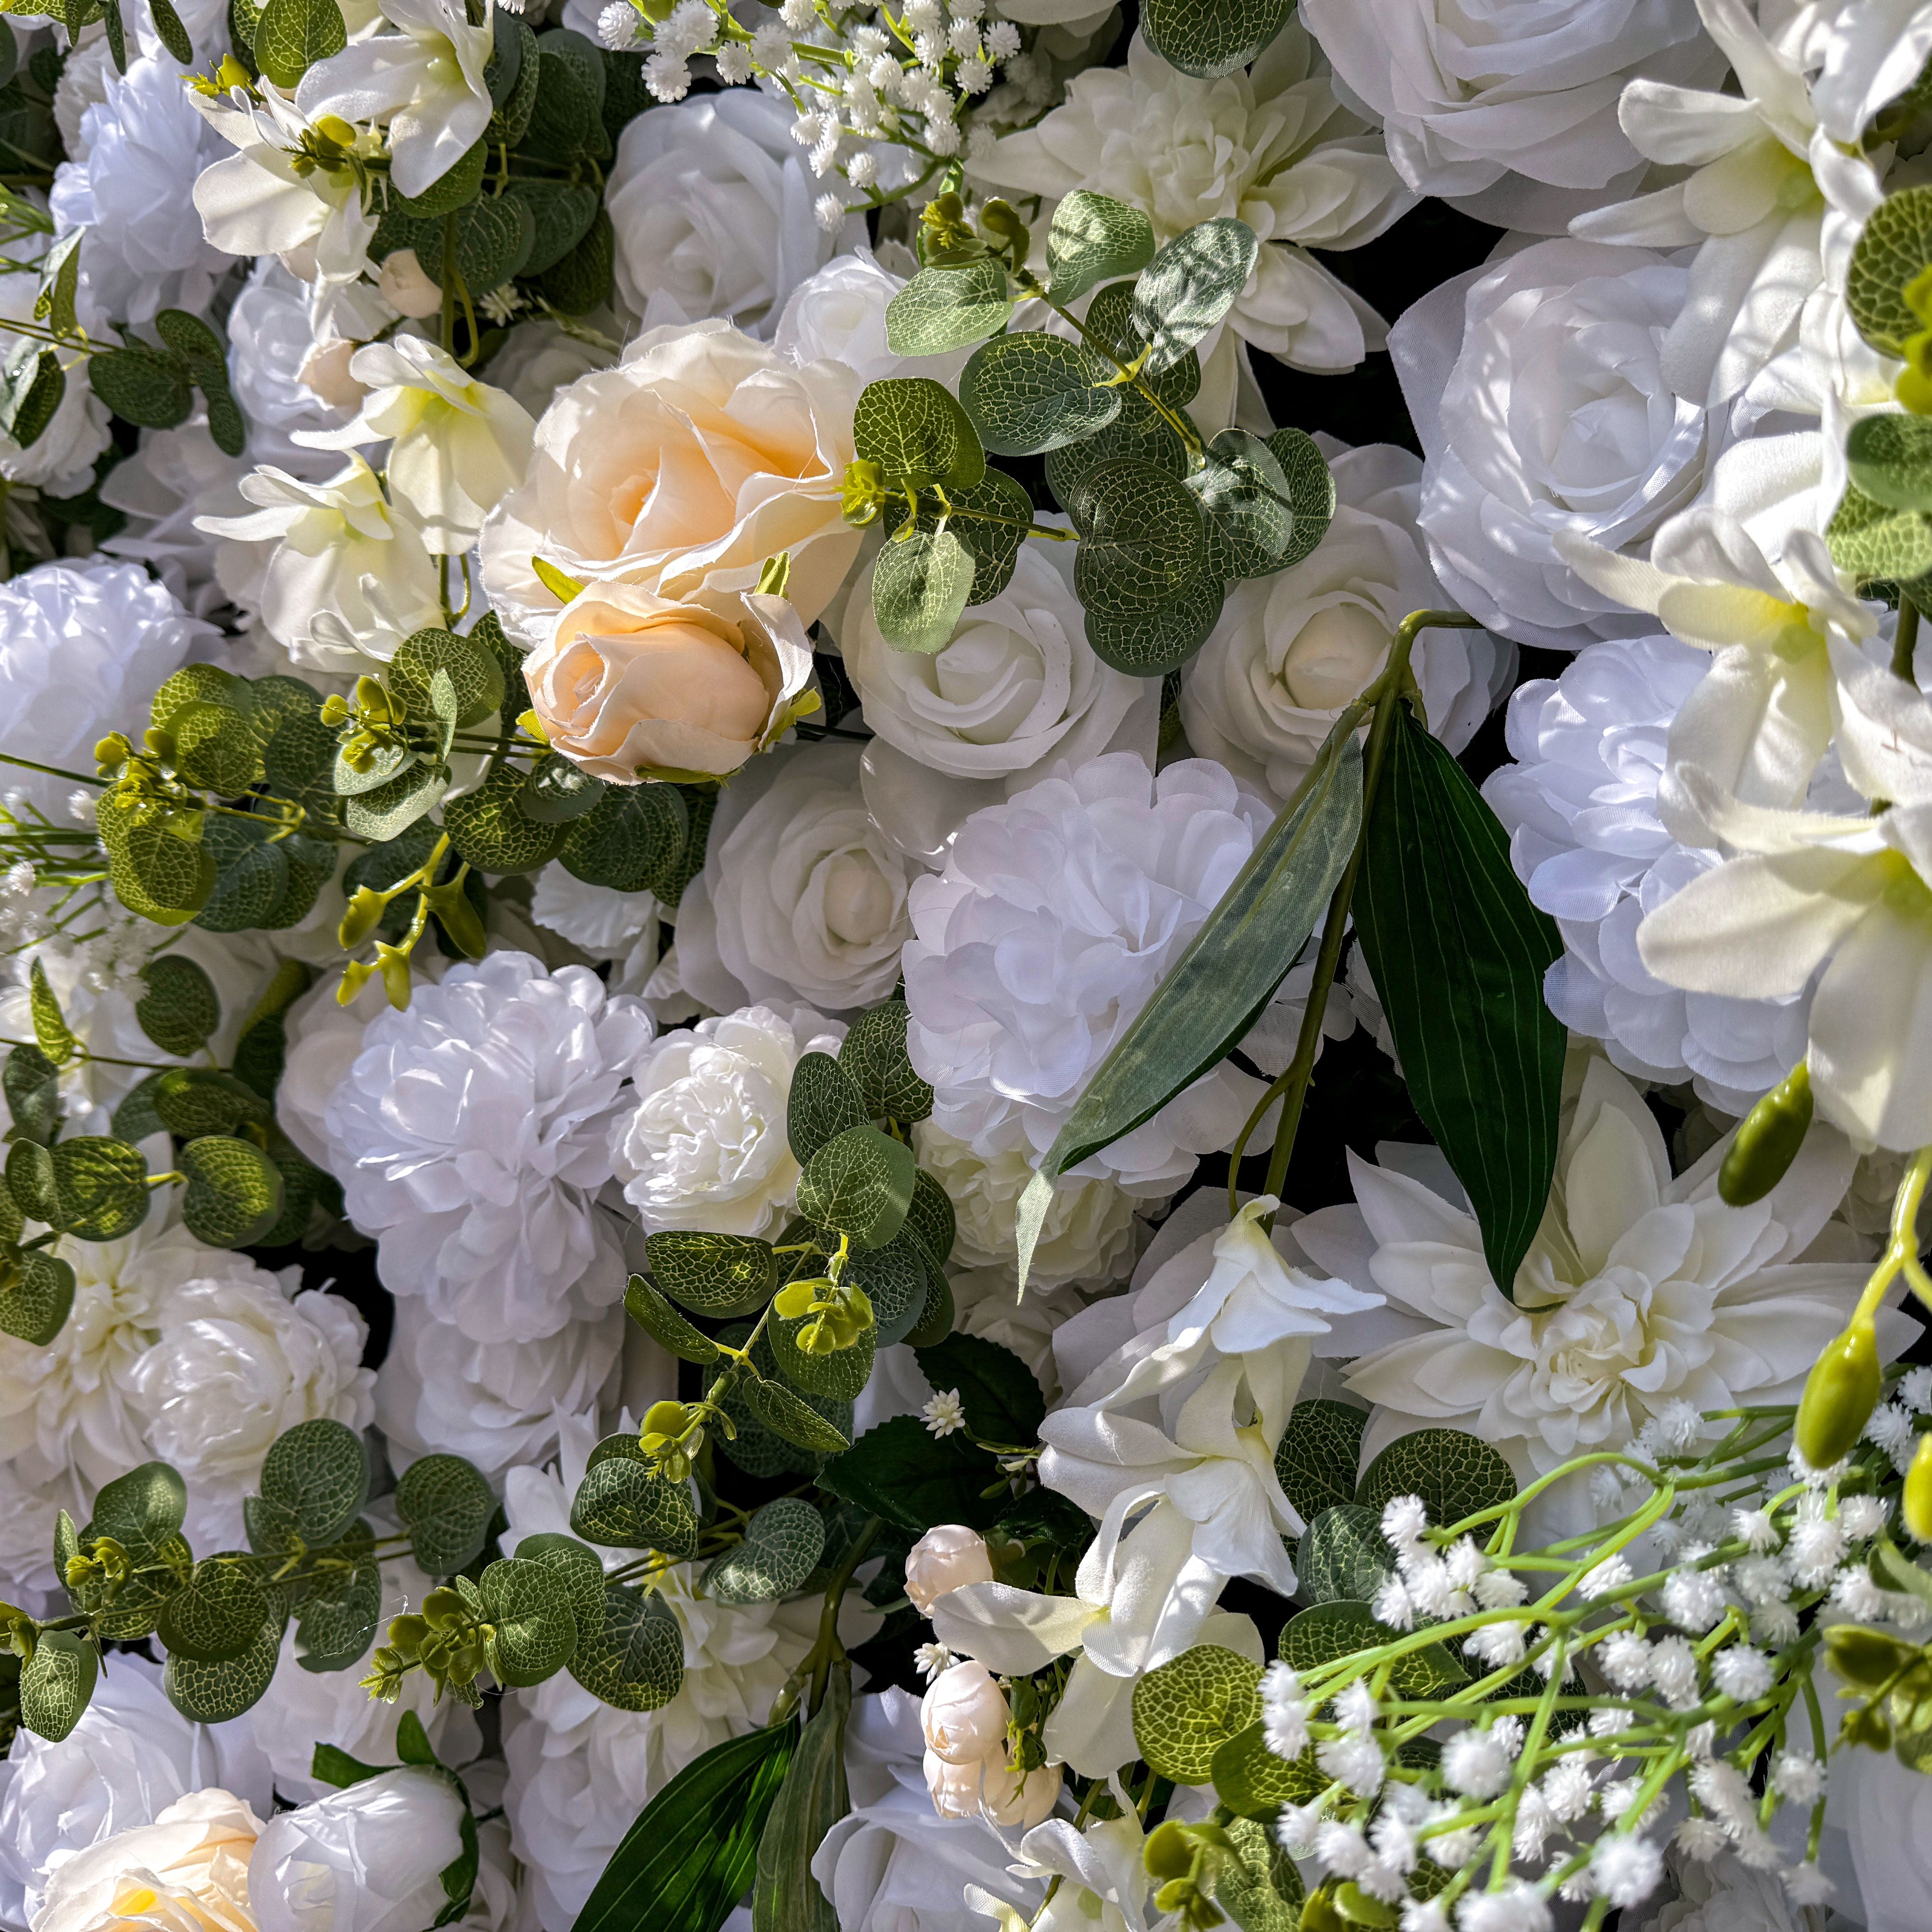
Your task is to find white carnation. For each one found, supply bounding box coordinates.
[320,953,653,1344]
[610,1003,845,1237]
[903,755,1277,1191]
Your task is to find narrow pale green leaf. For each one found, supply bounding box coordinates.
[753,1666,848,1932]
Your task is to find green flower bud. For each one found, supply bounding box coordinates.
[1906,1431,1932,1544]
[386,1612,429,1661]
[1827,1621,1918,1687]
[1300,1891,1347,1932]
[1335,1883,1398,1927]
[775,1277,828,1320]
[1142,1821,1194,1881]
[319,693,350,727]
[642,1398,690,1441]
[337,884,390,952]
[1795,1317,1881,1469]
[1719,1061,1813,1206]
[421,1586,467,1629]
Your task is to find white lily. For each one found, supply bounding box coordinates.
[967,1804,1153,1932]
[195,454,444,672]
[296,0,494,202]
[295,336,535,552]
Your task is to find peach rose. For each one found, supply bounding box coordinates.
[478,318,860,652]
[525,582,816,782]
[34,1788,262,1932]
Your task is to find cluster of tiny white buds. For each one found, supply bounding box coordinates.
[1589,1833,1662,1909]
[1864,1400,1916,1469]
[946,18,979,55]
[748,21,789,67]
[1787,1495,1848,1587]
[1684,1721,1716,1760]
[1540,1755,1596,1821]
[643,50,691,99]
[984,18,1020,58]
[1710,1643,1773,1702]
[814,191,848,229]
[66,789,96,825]
[1770,1748,1824,1805]
[1442,1726,1513,1798]
[845,149,877,189]
[1372,1571,1415,1631]
[1465,1620,1527,1669]
[1473,1567,1528,1610]
[1783,1862,1835,1905]
[922,1389,966,1437]
[1831,1562,1888,1619]
[1577,1555,1631,1600]
[1400,1903,1450,1932]
[1840,1493,1890,1541]
[1276,1796,1330,1859]
[1648,1633,1700,1706]
[715,41,752,81]
[1455,1878,1552,1932]
[1661,1566,1728,1633]
[1903,1365,1932,1412]
[1259,1661,1309,1760]
[1731,1504,1780,1553]
[913,1640,953,1682]
[1381,1495,1430,1554]
[1675,1814,1729,1860]
[780,0,815,25]
[1730,1551,1790,1609]
[904,0,941,27]
[1316,1731,1386,1797]
[1750,1597,1801,1647]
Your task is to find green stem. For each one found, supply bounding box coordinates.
[1895,594,1921,685]
[807,1515,881,1716]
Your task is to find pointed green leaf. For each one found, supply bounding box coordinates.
[788,1051,870,1164]
[28,958,73,1065]
[753,1664,848,1932]
[19,1628,96,1741]
[623,1272,721,1364]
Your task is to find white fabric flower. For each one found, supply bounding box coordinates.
[844,540,1159,859]
[1390,239,1714,651]
[32,1787,263,1932]
[607,87,865,338]
[1294,1058,1909,1497]
[248,1767,467,1932]
[667,743,914,1015]
[1300,0,1720,231]
[971,28,1412,373]
[902,754,1277,1192]
[295,0,495,201]
[0,1658,271,1931]
[1830,1730,1932,1932]
[609,1003,844,1237]
[0,560,212,822]
[478,319,860,652]
[1483,633,1811,1110]
[99,420,267,625]
[483,317,619,421]
[224,260,359,453]
[774,244,971,389]
[1180,443,1511,805]
[915,1119,1140,1293]
[374,1297,625,1482]
[319,952,653,1344]
[528,863,660,994]
[125,1268,374,1550]
[1801,0,1932,144]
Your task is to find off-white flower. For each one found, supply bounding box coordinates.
[1391,239,1713,651]
[295,0,495,201]
[1181,443,1510,805]
[32,1788,262,1932]
[971,27,1412,372]
[904,1526,996,1616]
[294,336,535,553]
[1296,1058,1908,1492]
[484,318,619,422]
[773,244,968,388]
[195,455,444,673]
[478,319,860,652]
[607,87,862,337]
[903,755,1277,1193]
[609,1003,844,1237]
[320,952,653,1344]
[1301,0,1718,230]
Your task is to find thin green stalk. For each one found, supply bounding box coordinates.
[807,1515,882,1716]
[1895,594,1921,684]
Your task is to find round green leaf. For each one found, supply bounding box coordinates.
[1211,1721,1325,1820]
[1356,1428,1516,1534]
[479,1555,578,1686]
[0,1249,75,1345]
[872,528,975,655]
[165,1603,285,1722]
[1046,191,1156,305]
[1132,1644,1263,1784]
[1190,428,1294,578]
[853,377,985,488]
[1297,1504,1394,1607]
[1848,183,1932,356]
[569,1583,683,1712]
[1274,1399,1366,1522]
[788,1051,870,1165]
[838,1001,932,1125]
[48,1137,150,1241]
[1071,459,1206,616]
[1848,411,1932,513]
[391,627,506,728]
[796,1123,917,1249]
[623,1272,721,1364]
[89,347,193,431]
[569,1457,699,1557]
[959,331,1120,456]
[561,780,688,896]
[515,1532,607,1647]
[294,1550,383,1672]
[1142,0,1292,77]
[444,760,569,874]
[253,0,346,87]
[1129,218,1260,373]
[179,1135,284,1247]
[157,1557,273,1664]
[644,1229,777,1318]
[701,1499,826,1606]
[395,1453,498,1575]
[771,1304,876,1401]
[885,262,1015,358]
[136,956,221,1058]
[255,1417,371,1547]
[170,701,263,796]
[19,1629,96,1742]
[1084,569,1225,676]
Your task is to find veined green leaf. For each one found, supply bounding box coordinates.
[753,1666,849,1932]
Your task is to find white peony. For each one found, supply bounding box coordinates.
[1482,632,1811,1111]
[0,222,110,497]
[374,1297,624,1483]
[971,28,1412,373]
[0,561,212,821]
[1391,239,1715,650]
[125,1268,374,1550]
[607,87,865,338]
[1179,442,1512,805]
[843,540,1159,860]
[31,1786,262,1932]
[1293,1059,1908,1502]
[609,1003,845,1237]
[915,1120,1140,1293]
[248,1767,467,1932]
[902,755,1277,1192]
[49,55,236,336]
[667,743,915,1015]
[319,952,653,1345]
[0,1461,63,1612]
[1300,0,1720,231]
[99,419,263,624]
[0,1658,271,1931]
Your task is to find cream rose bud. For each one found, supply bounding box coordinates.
[33,1788,263,1932]
[904,1527,997,1617]
[375,247,444,319]
[920,1661,1010,1766]
[979,1759,1063,1831]
[478,317,860,652]
[526,582,815,783]
[248,1768,467,1932]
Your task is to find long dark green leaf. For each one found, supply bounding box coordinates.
[1034,717,1363,1186]
[574,1720,796,1932]
[1352,701,1564,1302]
[753,1665,850,1932]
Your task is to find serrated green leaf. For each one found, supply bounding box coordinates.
[1353,702,1565,1301]
[703,1498,826,1605]
[570,1582,684,1711]
[1356,1428,1516,1532]
[838,1000,931,1123]
[164,1603,285,1722]
[19,1628,95,1741]
[796,1122,916,1249]
[818,1413,998,1535]
[624,1271,720,1364]
[1046,191,1156,304]
[253,0,345,89]
[912,1333,1043,1446]
[0,1248,75,1344]
[960,330,1119,457]
[1132,1645,1263,1784]
[396,1453,497,1574]
[561,778,687,895]
[1274,1398,1366,1522]
[1130,218,1260,372]
[157,1557,272,1664]
[1070,457,1206,615]
[885,261,1014,357]
[179,1135,282,1247]
[645,1229,778,1318]
[1849,183,1932,356]
[136,955,220,1058]
[570,1457,699,1557]
[788,1051,870,1164]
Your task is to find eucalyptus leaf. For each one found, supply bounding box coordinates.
[1046,190,1156,304]
[958,330,1119,456]
[885,260,1014,357]
[1129,218,1260,372]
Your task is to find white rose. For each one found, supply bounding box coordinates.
[1180,444,1512,805]
[375,1297,624,1483]
[32,1787,263,1932]
[221,260,353,450]
[607,88,863,338]
[1391,239,1715,650]
[1300,0,1721,231]
[248,1768,466,1932]
[610,1003,846,1237]
[843,540,1159,860]
[126,1272,374,1550]
[773,246,972,391]
[478,319,860,652]
[914,1121,1139,1293]
[669,743,914,1015]
[904,1528,996,1618]
[0,1659,271,1931]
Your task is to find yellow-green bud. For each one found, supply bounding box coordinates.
[386,1612,429,1661]
[421,1586,467,1629]
[1719,1061,1812,1206]
[642,1399,689,1440]
[1142,1821,1194,1881]
[1334,1884,1398,1928]
[313,114,357,148]
[376,942,413,1012]
[1795,1317,1880,1469]
[320,693,350,727]
[1300,1891,1347,1932]
[337,884,389,951]
[775,1277,827,1320]
[1907,1431,1932,1543]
